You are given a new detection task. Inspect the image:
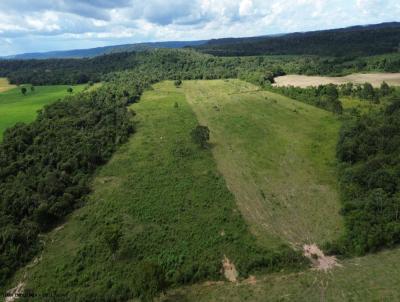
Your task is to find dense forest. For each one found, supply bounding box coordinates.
[331,95,400,255]
[0,73,155,284]
[1,49,400,86]
[197,23,400,57]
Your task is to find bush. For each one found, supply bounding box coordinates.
[191,125,210,148]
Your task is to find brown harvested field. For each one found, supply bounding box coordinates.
[274,73,400,88]
[0,78,16,92]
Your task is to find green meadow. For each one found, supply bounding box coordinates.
[0,84,85,140]
[183,80,343,246]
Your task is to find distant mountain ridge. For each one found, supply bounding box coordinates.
[3,40,207,60]
[196,22,400,57]
[2,22,400,60]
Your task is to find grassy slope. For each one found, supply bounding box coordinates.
[182,80,343,246]
[0,85,85,140]
[8,81,296,300]
[163,247,400,302]
[0,78,16,92]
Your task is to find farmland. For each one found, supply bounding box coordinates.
[183,80,343,247]
[274,73,400,88]
[0,84,85,140]
[4,81,303,301]
[0,78,16,92]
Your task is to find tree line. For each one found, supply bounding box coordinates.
[0,72,155,284]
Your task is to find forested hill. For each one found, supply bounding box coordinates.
[2,40,207,60]
[196,22,400,57]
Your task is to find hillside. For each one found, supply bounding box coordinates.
[196,22,400,57]
[2,41,207,60]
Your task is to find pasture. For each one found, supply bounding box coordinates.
[164,247,400,301]
[274,73,400,88]
[7,81,301,301]
[183,80,344,247]
[0,84,85,140]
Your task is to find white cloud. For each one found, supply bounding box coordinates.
[0,0,398,55]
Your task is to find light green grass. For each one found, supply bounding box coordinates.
[6,81,294,301]
[182,79,344,246]
[163,247,400,302]
[0,78,16,92]
[0,85,85,141]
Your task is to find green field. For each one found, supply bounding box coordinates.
[6,80,398,301]
[0,84,85,140]
[6,81,301,301]
[183,80,343,247]
[163,247,400,301]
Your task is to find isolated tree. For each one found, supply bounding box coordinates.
[21,87,27,95]
[174,79,182,87]
[30,85,35,92]
[191,125,210,148]
[67,87,73,94]
[380,81,390,96]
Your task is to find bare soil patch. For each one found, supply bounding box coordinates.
[303,244,342,272]
[222,256,239,282]
[274,73,400,88]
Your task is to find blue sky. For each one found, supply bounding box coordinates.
[0,0,399,56]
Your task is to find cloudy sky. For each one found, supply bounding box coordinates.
[0,0,399,56]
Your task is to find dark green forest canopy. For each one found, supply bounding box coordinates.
[0,73,154,284]
[1,49,400,86]
[196,23,400,57]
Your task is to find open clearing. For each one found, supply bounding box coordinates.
[0,85,85,141]
[4,81,289,300]
[183,79,343,247]
[163,247,400,302]
[0,78,16,92]
[274,73,400,88]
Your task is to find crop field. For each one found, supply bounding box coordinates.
[274,73,400,88]
[182,80,343,247]
[0,78,16,92]
[6,81,301,300]
[0,84,85,140]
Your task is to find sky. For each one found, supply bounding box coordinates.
[0,0,399,56]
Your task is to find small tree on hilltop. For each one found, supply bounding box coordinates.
[191,125,210,149]
[67,87,73,94]
[30,85,35,92]
[174,79,182,88]
[21,87,27,95]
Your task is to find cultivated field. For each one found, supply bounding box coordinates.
[0,85,85,140]
[183,80,343,247]
[274,73,400,88]
[0,78,16,92]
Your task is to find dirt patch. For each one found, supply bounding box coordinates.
[304,244,341,272]
[222,256,239,282]
[274,73,400,88]
[5,282,25,302]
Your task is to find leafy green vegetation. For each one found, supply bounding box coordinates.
[0,84,85,140]
[182,80,344,246]
[162,247,400,302]
[267,84,343,114]
[9,82,304,301]
[331,97,400,255]
[0,74,149,285]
